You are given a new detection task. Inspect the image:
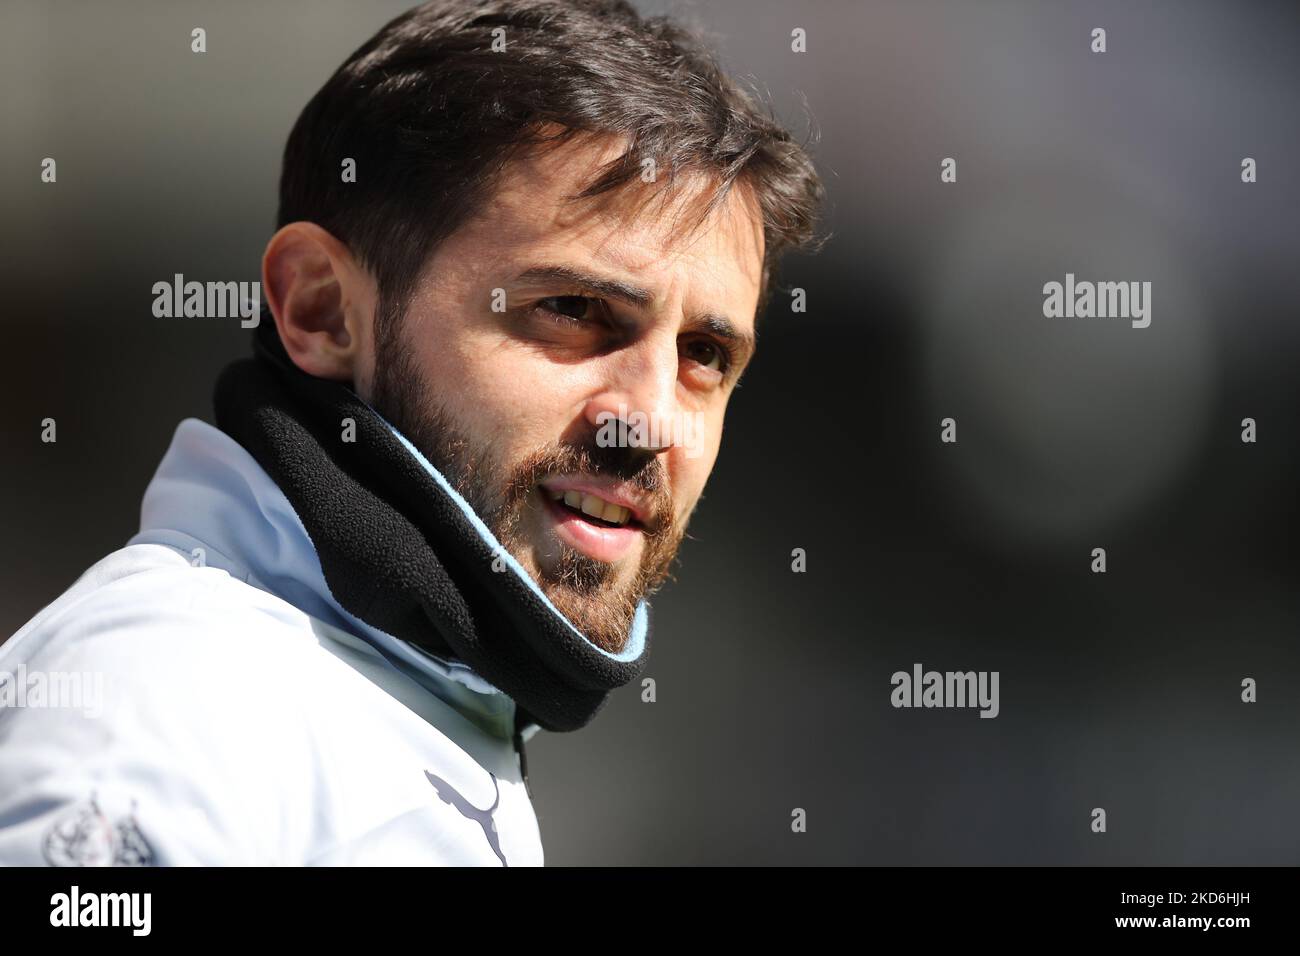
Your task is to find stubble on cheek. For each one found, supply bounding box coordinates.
[483,447,686,654]
[372,343,687,653]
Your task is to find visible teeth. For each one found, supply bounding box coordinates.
[551,487,632,526]
[602,500,630,524]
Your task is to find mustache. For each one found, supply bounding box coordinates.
[504,436,674,534]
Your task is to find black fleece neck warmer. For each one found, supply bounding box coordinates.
[212,319,651,733]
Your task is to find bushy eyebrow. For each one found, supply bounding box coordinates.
[515,262,756,365]
[690,312,755,355]
[514,264,653,308]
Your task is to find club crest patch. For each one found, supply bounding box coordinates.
[42,795,156,867]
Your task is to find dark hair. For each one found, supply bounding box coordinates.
[277,0,824,342]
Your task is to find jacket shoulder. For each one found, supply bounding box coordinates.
[0,544,341,864]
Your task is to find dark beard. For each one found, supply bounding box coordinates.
[370,322,682,653]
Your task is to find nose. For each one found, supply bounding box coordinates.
[582,339,680,453]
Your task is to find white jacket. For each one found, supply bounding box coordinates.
[0,419,543,866]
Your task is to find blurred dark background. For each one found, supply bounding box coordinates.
[2,0,1297,864]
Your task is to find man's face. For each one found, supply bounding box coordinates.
[362,134,764,652]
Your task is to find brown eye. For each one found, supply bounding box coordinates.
[539,295,598,322]
[682,338,726,372]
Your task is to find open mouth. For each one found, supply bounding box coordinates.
[539,484,645,564]
[543,487,640,529]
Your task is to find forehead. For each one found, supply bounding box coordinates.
[440,133,766,315]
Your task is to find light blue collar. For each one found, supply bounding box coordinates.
[129,418,533,740]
